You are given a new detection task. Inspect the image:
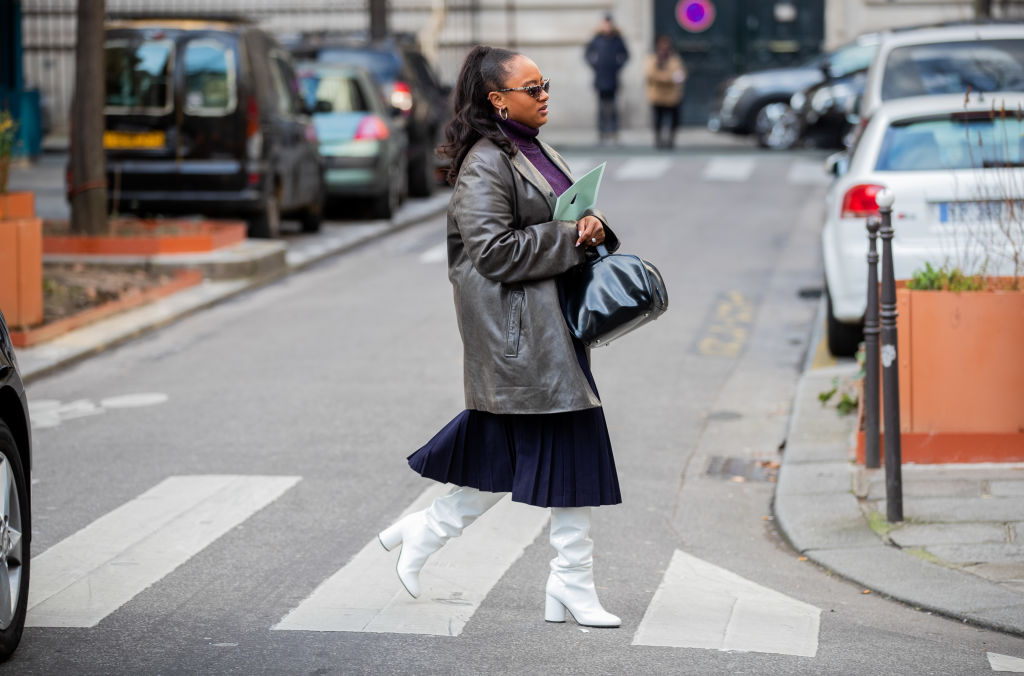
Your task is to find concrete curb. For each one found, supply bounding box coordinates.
[774,304,1024,638]
[18,192,451,383]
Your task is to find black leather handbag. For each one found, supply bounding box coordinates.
[561,244,669,347]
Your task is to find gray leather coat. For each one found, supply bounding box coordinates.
[446,136,619,414]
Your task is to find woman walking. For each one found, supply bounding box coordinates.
[646,35,687,149]
[377,45,623,628]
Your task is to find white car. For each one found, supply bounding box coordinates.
[823,92,1024,355]
[859,23,1024,122]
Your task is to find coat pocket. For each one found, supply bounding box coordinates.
[504,288,525,357]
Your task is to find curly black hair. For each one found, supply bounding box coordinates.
[438,45,520,186]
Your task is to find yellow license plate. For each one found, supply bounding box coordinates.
[103,130,166,149]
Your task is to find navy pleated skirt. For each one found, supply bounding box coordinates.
[407,331,622,508]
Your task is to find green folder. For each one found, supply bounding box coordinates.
[553,162,606,222]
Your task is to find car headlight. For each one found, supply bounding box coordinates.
[811,86,835,114]
[830,82,855,109]
[790,91,806,110]
[720,77,750,117]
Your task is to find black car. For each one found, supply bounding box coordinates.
[0,309,31,662]
[103,19,325,237]
[708,33,880,149]
[290,33,450,197]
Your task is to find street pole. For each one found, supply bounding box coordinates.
[370,0,388,40]
[863,215,881,469]
[69,0,107,235]
[876,188,903,523]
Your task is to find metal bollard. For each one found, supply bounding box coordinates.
[876,189,903,523]
[863,216,881,470]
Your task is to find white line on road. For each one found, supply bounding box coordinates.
[702,157,756,182]
[786,159,831,186]
[274,484,549,635]
[418,243,447,264]
[990,652,1024,672]
[614,157,673,181]
[565,157,599,179]
[633,549,821,657]
[27,475,300,628]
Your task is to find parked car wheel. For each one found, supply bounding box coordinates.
[407,145,434,198]
[249,192,281,239]
[754,102,797,149]
[0,422,29,663]
[299,181,325,233]
[826,286,862,357]
[764,106,802,150]
[371,165,403,220]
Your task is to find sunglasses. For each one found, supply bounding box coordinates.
[495,78,551,100]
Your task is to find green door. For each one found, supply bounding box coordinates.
[653,0,824,125]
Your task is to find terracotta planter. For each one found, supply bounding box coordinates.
[0,191,35,221]
[43,218,247,256]
[9,269,203,348]
[858,280,1024,463]
[0,192,43,329]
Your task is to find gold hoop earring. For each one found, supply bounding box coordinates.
[500,107,509,121]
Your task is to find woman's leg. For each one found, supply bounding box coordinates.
[379,486,504,598]
[544,506,620,627]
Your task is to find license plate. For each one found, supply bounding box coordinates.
[103,130,166,149]
[936,200,1022,224]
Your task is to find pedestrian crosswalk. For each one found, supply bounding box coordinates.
[27,473,820,656]
[563,155,830,186]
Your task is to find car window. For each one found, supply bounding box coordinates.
[875,112,1024,171]
[300,73,370,112]
[182,38,237,115]
[405,51,440,92]
[828,43,877,78]
[313,48,401,83]
[269,52,304,115]
[105,37,174,113]
[881,40,1024,101]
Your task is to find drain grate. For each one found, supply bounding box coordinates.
[706,456,780,483]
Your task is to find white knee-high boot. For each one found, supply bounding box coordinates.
[544,506,621,627]
[378,486,504,598]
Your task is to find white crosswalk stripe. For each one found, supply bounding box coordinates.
[27,475,300,628]
[418,242,447,263]
[614,157,674,181]
[786,158,832,185]
[274,484,549,635]
[566,156,600,178]
[990,652,1024,672]
[633,549,821,657]
[701,157,756,182]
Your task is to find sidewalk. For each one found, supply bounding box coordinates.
[775,302,1024,637]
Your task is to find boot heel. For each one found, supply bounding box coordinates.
[378,523,403,551]
[545,594,566,623]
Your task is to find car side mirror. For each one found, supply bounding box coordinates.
[826,151,849,177]
[314,100,333,113]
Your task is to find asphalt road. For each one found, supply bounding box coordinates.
[8,150,1024,674]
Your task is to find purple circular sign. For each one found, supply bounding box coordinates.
[677,0,715,33]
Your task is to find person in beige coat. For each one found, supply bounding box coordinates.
[646,35,687,149]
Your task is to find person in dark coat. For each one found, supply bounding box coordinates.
[376,44,623,628]
[585,13,630,143]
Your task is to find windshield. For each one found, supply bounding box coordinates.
[875,111,1024,171]
[299,73,370,113]
[881,40,1024,101]
[313,48,401,84]
[105,37,174,113]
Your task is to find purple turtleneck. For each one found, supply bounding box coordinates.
[498,118,572,196]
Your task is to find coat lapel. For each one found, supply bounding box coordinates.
[509,150,557,215]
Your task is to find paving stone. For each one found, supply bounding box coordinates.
[888,523,1008,548]
[928,543,1024,565]
[963,562,1024,584]
[864,479,983,501]
[990,480,1024,497]
[874,496,1024,523]
[776,462,853,496]
[774,492,880,553]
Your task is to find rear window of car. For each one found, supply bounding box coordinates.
[881,39,1024,101]
[875,111,1024,171]
[182,38,237,115]
[299,73,370,112]
[311,48,401,84]
[105,37,174,113]
[829,42,877,78]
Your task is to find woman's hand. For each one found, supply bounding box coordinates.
[576,215,606,248]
